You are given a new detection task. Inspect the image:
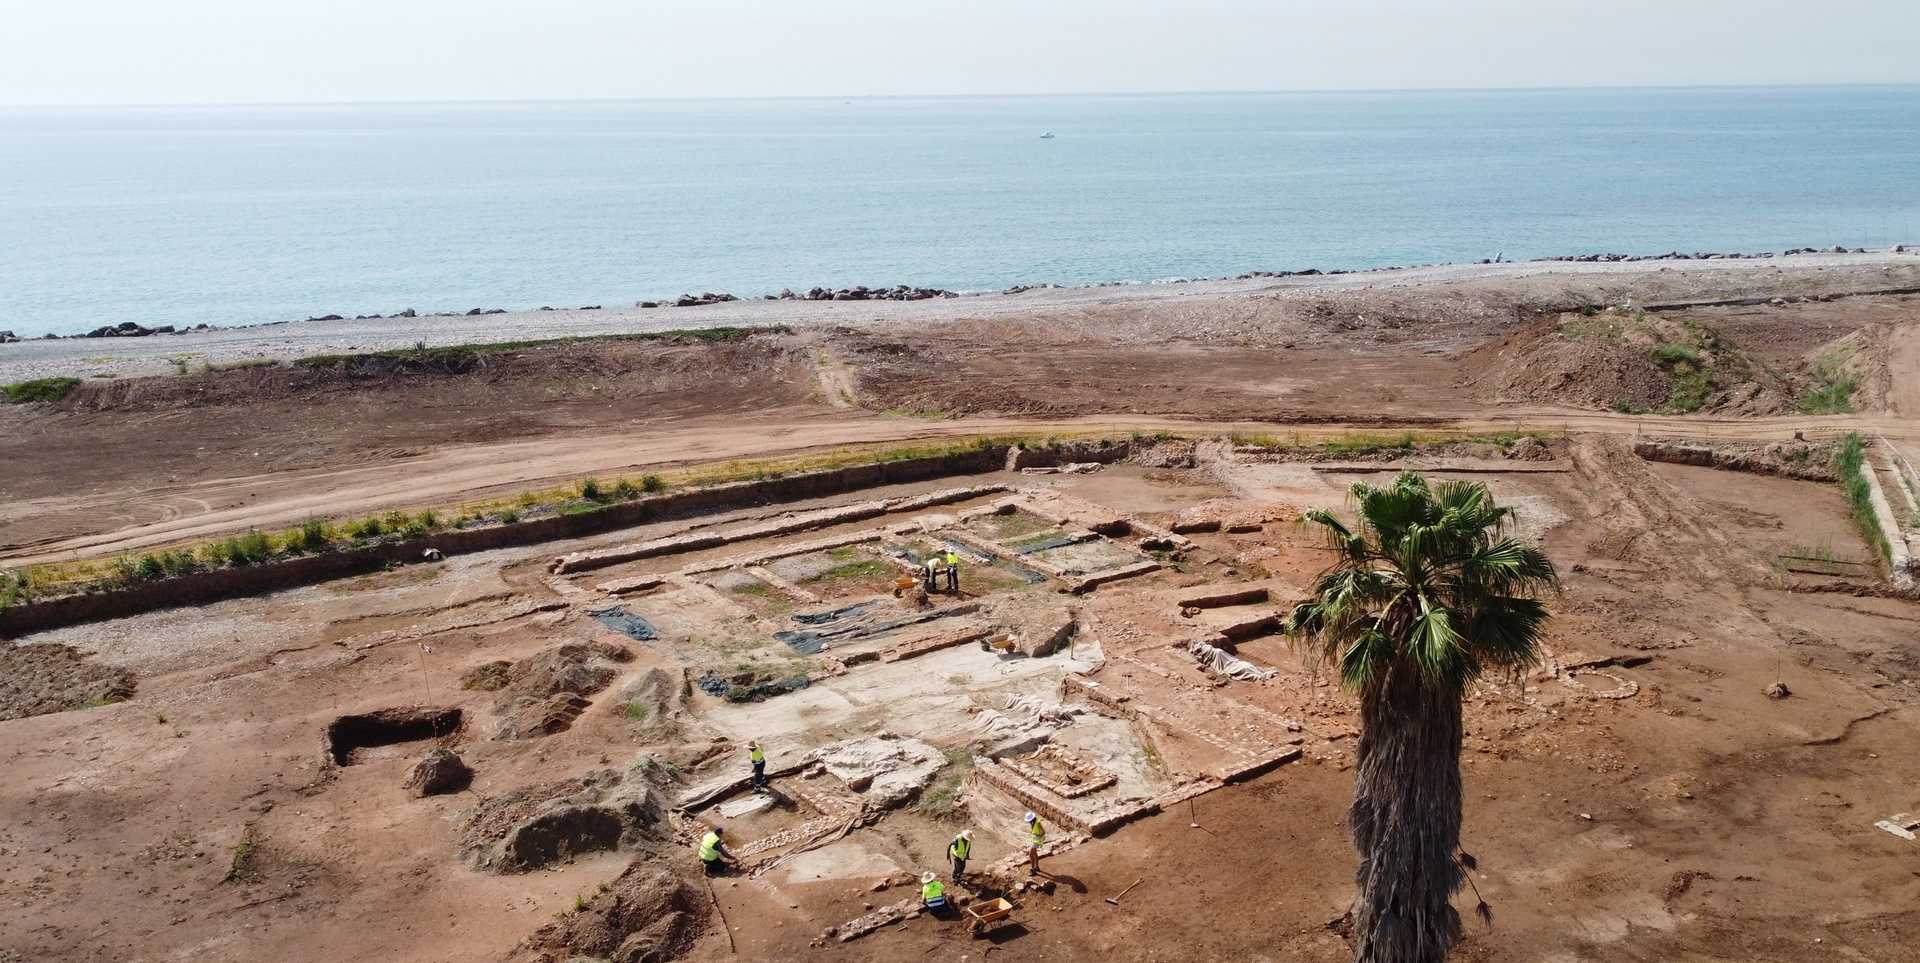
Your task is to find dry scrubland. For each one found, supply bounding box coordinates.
[1,257,1919,963]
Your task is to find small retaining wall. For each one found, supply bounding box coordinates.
[1860,444,1916,589]
[1006,438,1132,471]
[1631,440,1837,482]
[0,446,1009,638]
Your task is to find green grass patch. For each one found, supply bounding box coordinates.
[917,747,976,819]
[223,826,258,884]
[3,377,80,404]
[812,558,895,583]
[1651,343,1702,368]
[1799,348,1858,414]
[1835,433,1892,565]
[0,569,33,611]
[1800,377,1858,414]
[1663,362,1714,414]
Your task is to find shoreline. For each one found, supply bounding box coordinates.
[3,248,1916,383]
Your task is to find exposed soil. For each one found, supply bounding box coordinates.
[511,861,709,963]
[2,260,1920,963]
[458,764,671,873]
[0,642,136,720]
[323,705,463,766]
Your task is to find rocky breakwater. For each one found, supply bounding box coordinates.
[1536,246,1886,264]
[778,284,956,302]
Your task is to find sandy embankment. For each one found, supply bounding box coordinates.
[4,251,1915,383]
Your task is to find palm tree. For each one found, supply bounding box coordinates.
[1285,472,1557,963]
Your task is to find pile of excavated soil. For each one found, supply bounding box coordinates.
[495,641,631,704]
[611,668,688,731]
[0,643,137,720]
[510,861,708,963]
[1464,312,1802,415]
[490,641,632,740]
[457,761,671,873]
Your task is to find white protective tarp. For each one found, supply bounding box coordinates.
[1188,639,1275,682]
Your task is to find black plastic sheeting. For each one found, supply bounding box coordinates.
[590,606,658,641]
[775,602,972,654]
[773,630,830,655]
[789,601,875,626]
[696,672,810,702]
[1012,535,1079,555]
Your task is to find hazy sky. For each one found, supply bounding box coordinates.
[3,0,1916,105]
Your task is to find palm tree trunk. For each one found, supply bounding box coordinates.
[1348,658,1465,963]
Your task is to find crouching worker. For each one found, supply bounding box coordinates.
[698,825,737,877]
[920,871,951,917]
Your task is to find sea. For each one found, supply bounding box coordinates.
[3,86,1918,336]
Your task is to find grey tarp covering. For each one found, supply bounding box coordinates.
[590,606,658,641]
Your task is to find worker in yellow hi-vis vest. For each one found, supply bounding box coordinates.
[1024,811,1046,875]
[747,739,767,791]
[698,825,737,877]
[947,829,972,882]
[920,871,950,916]
[942,550,961,592]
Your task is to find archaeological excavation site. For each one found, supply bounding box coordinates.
[4,261,1919,962]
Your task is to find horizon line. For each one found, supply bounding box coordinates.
[4,80,1919,111]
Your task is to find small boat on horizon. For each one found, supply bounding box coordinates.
[1039,132,1055,139]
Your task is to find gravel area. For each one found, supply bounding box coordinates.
[3,251,1915,383]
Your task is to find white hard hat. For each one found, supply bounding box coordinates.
[958,830,972,839]
[1024,811,1037,823]
[921,871,936,884]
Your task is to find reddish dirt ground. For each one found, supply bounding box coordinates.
[3,444,1917,963]
[2,265,1918,963]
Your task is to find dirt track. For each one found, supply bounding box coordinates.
[4,407,1917,568]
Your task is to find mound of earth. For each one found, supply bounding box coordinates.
[509,861,708,963]
[491,641,632,740]
[404,748,473,797]
[0,644,136,721]
[459,660,513,691]
[1129,438,1198,469]
[610,668,688,732]
[1466,310,1799,415]
[457,760,671,873]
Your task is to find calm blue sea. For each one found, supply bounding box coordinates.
[3,87,1918,336]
